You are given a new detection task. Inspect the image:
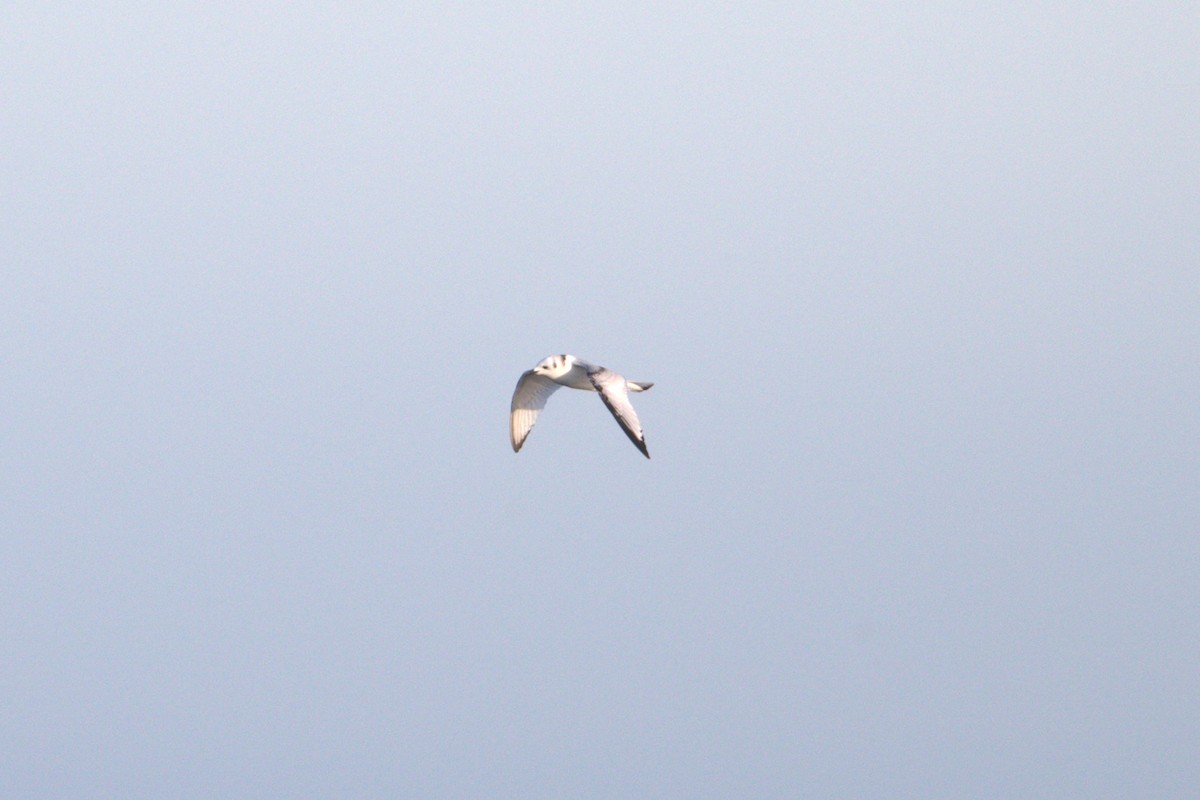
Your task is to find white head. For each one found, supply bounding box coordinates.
[533,353,575,378]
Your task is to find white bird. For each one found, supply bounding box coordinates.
[510,354,654,458]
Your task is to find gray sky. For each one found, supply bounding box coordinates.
[2,3,1197,798]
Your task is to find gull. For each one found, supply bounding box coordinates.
[510,354,654,458]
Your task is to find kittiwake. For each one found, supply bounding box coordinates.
[510,354,654,458]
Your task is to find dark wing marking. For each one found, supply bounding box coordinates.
[588,367,650,458]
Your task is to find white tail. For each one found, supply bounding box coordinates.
[629,381,653,392]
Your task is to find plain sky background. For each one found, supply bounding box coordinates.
[2,3,1197,798]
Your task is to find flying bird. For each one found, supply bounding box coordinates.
[510,354,654,458]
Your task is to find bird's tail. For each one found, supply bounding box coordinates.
[629,381,653,392]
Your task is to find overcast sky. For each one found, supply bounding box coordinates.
[2,4,1197,798]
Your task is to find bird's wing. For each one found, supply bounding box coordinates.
[588,367,650,458]
[510,370,562,452]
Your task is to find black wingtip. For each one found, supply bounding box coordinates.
[590,370,652,459]
[618,423,650,459]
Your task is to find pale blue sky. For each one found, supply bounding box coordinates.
[2,4,1197,798]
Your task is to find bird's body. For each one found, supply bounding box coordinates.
[510,354,654,458]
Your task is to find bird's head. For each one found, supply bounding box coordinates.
[533,353,573,378]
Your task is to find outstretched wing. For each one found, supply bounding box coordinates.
[588,367,650,458]
[510,370,561,452]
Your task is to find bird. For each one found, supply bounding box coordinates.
[510,354,654,458]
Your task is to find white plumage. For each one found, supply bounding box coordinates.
[510,354,653,458]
